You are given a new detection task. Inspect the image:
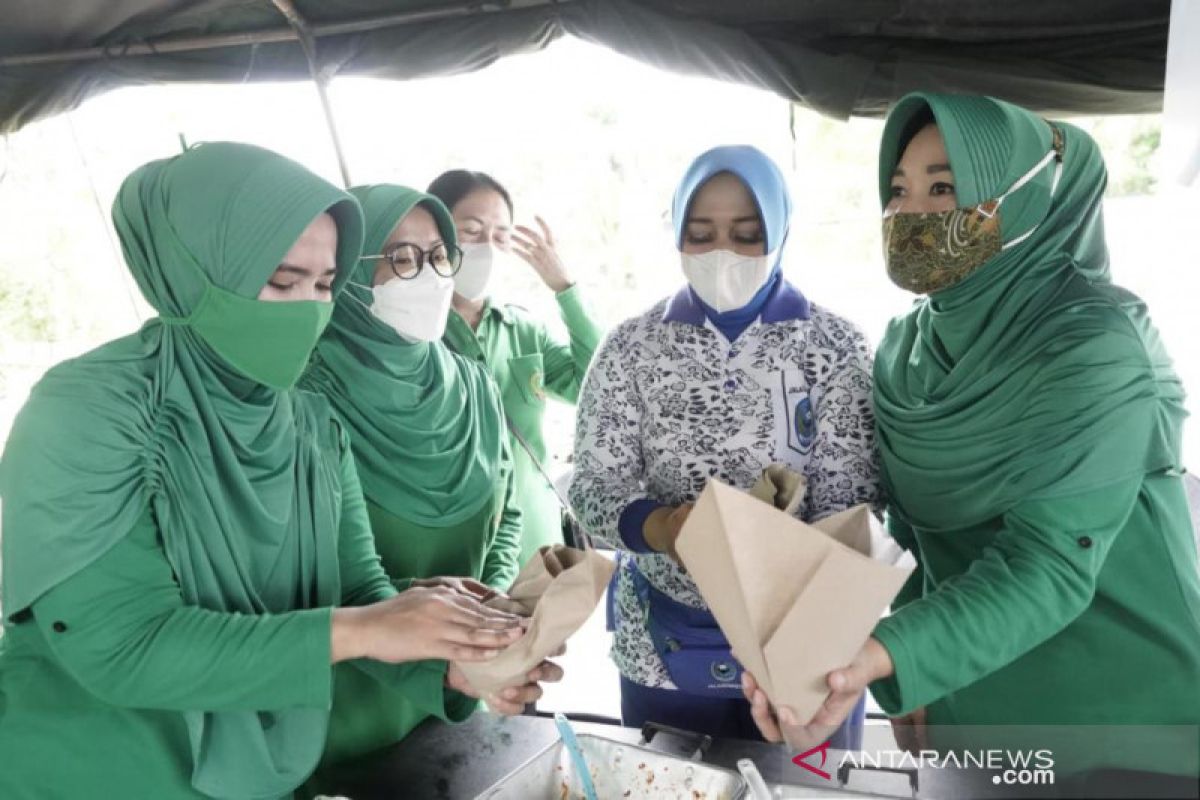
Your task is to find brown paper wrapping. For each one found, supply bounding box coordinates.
[676,477,912,723]
[457,545,614,695]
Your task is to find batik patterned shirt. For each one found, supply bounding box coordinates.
[569,281,881,688]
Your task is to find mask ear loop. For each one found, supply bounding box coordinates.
[998,127,1066,249]
[342,281,377,314]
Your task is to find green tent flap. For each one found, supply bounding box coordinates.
[0,0,1171,133]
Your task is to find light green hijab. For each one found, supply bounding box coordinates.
[874,93,1186,532]
[0,142,363,798]
[300,184,505,527]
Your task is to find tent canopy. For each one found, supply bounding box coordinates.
[0,0,1171,134]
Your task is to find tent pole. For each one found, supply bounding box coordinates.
[270,0,353,188]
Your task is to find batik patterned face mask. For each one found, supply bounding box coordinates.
[883,133,1063,295]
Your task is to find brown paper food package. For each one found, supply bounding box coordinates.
[457,545,615,695]
[676,478,912,723]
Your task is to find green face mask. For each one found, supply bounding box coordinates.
[166,280,333,390]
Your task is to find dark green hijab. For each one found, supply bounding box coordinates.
[300,184,505,526]
[1,142,363,798]
[873,93,1186,532]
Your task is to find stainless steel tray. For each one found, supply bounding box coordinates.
[475,731,748,800]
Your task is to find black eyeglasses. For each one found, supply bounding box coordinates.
[360,242,463,280]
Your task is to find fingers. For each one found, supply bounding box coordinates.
[500,681,544,706]
[541,548,567,575]
[810,685,864,731]
[441,643,503,663]
[508,242,539,269]
[457,578,496,601]
[443,592,524,629]
[510,234,540,260]
[513,225,545,247]
[455,623,523,648]
[741,671,759,703]
[828,659,872,695]
[509,235,537,255]
[534,215,555,246]
[526,660,565,684]
[444,662,488,699]
[748,687,784,743]
[484,693,529,716]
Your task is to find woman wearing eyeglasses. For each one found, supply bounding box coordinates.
[299,185,554,785]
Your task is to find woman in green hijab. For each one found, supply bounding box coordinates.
[743,94,1200,784]
[299,184,533,776]
[0,143,531,800]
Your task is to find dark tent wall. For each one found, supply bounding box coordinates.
[0,0,1172,134]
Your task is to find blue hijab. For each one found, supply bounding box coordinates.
[672,145,793,341]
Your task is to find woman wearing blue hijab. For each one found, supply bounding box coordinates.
[570,146,880,744]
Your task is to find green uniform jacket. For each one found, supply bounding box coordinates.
[0,434,473,800]
[443,285,602,564]
[311,459,521,779]
[871,473,1200,776]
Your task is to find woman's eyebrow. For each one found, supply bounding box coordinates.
[385,239,445,249]
[276,262,336,278]
[463,215,509,230]
[686,216,759,224]
[927,163,952,174]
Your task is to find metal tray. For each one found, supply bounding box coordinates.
[474,731,748,800]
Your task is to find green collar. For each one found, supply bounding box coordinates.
[482,300,517,326]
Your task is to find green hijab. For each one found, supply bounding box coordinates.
[873,93,1186,533]
[300,184,505,527]
[0,142,364,799]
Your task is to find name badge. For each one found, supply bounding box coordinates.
[777,369,819,456]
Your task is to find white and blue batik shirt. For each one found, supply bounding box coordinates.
[569,280,881,689]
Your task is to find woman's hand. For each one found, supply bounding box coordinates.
[742,637,895,751]
[446,648,567,715]
[411,575,502,604]
[643,503,694,566]
[511,216,572,293]
[331,587,525,665]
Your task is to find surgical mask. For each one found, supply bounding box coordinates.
[358,268,455,343]
[162,275,333,391]
[681,248,777,313]
[883,141,1064,295]
[454,242,497,301]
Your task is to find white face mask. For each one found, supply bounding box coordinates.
[365,269,455,343]
[681,248,776,313]
[454,242,496,301]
